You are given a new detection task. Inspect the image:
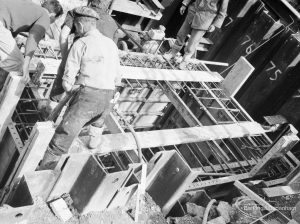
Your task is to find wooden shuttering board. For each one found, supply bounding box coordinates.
[90,121,267,154]
[29,58,223,83]
[222,56,254,97]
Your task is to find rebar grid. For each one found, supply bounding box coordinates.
[12,87,45,143]
[14,47,292,183]
[119,51,207,71]
[112,78,279,179]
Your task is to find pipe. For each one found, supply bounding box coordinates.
[202,199,216,224]
[114,109,143,163]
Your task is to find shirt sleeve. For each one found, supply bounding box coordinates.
[211,0,229,28]
[114,45,122,87]
[63,40,85,85]
[61,10,75,34]
[25,13,50,57]
[182,0,192,6]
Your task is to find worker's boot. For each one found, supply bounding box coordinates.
[163,47,180,60]
[179,53,193,70]
[88,126,104,149]
[38,149,61,170]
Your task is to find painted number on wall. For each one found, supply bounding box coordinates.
[266,61,282,81]
[241,35,256,55]
[293,89,300,98]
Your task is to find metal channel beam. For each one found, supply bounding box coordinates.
[192,159,257,173]
[250,133,299,176]
[0,74,26,141]
[234,180,277,212]
[187,173,250,191]
[0,122,55,203]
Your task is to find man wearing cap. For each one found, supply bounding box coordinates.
[164,0,229,67]
[50,0,119,102]
[0,0,63,89]
[40,6,122,169]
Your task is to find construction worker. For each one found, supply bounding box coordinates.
[40,7,122,169]
[164,0,229,68]
[0,0,63,89]
[50,0,119,102]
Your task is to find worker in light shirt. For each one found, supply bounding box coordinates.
[165,0,229,68]
[0,0,63,89]
[50,0,120,102]
[40,7,122,169]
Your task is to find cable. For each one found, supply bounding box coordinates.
[202,199,216,224]
[113,108,143,163]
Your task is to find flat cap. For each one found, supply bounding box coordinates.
[74,6,100,20]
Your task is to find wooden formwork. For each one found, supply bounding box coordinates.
[0,51,299,210]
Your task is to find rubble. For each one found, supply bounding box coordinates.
[207,216,226,224]
[167,215,202,224]
[49,198,73,222]
[216,201,233,223]
[186,202,205,218]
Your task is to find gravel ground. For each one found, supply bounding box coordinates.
[25,193,167,224]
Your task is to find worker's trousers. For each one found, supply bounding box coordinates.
[48,86,114,155]
[172,10,206,59]
[0,23,24,89]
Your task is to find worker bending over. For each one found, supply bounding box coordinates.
[165,0,229,67]
[50,0,119,102]
[0,0,63,89]
[40,7,122,169]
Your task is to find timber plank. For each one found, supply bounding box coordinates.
[90,121,266,154]
[263,184,300,197]
[29,58,223,83]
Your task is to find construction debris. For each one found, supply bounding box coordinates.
[49,198,73,222]
[186,202,206,218]
[216,201,233,223]
[207,216,226,224]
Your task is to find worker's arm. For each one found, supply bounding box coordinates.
[114,46,122,87]
[211,0,229,29]
[180,0,192,14]
[60,25,71,62]
[182,0,192,7]
[60,10,76,62]
[62,40,84,92]
[23,16,50,82]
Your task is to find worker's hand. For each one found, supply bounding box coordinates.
[71,84,81,92]
[62,80,73,93]
[21,65,30,84]
[180,5,187,15]
[207,25,215,33]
